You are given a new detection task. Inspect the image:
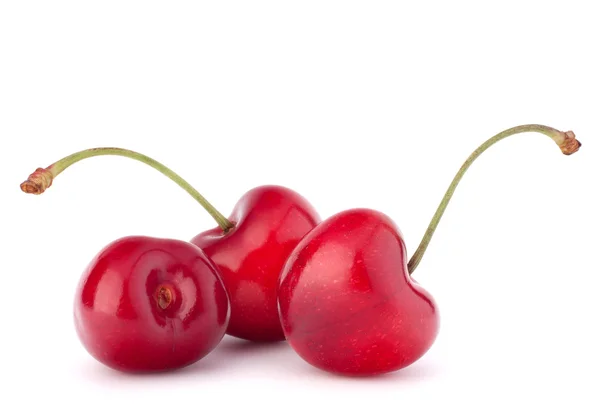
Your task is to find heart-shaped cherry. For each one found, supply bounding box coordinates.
[278,124,580,376]
[74,236,229,372]
[191,185,320,341]
[21,147,319,343]
[279,208,439,376]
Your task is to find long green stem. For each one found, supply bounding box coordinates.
[407,124,580,274]
[20,147,234,232]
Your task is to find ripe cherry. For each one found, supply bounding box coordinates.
[278,125,581,376]
[191,185,319,341]
[75,236,229,372]
[21,147,319,345]
[279,208,439,376]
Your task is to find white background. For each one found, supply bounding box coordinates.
[1,1,599,410]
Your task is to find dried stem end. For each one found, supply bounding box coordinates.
[20,168,54,194]
[156,286,173,310]
[558,130,581,155]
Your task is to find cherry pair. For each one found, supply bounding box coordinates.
[21,125,580,376]
[22,151,320,372]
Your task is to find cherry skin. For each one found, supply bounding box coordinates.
[192,185,320,342]
[74,236,230,373]
[278,208,439,376]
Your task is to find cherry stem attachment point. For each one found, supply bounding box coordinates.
[407,124,581,274]
[20,147,234,232]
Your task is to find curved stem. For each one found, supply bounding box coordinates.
[20,147,234,232]
[407,124,580,274]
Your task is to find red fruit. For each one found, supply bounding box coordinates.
[22,125,579,373]
[192,185,320,341]
[278,125,580,376]
[74,236,229,372]
[278,209,439,376]
[20,149,321,344]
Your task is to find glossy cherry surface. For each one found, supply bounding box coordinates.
[192,185,320,341]
[74,236,229,372]
[278,208,439,376]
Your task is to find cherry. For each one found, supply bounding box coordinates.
[21,147,319,343]
[191,185,320,341]
[75,236,229,372]
[279,208,439,376]
[278,124,581,376]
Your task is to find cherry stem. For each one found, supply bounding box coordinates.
[407,124,581,274]
[20,147,234,232]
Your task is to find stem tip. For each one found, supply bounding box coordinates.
[559,131,581,155]
[20,168,54,195]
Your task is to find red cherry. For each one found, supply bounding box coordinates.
[278,125,581,376]
[192,185,320,341]
[74,236,229,372]
[278,209,439,376]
